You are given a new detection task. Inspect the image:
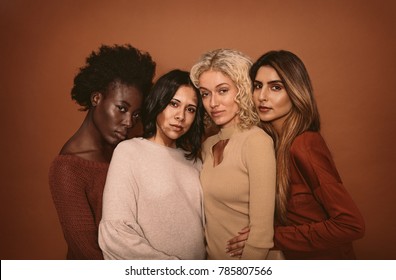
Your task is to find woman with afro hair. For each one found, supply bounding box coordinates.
[49,44,156,259]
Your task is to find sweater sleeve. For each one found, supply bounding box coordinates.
[274,133,365,252]
[98,142,179,260]
[49,158,104,259]
[241,130,276,259]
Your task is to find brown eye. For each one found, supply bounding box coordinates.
[218,88,229,94]
[200,91,210,98]
[132,111,140,119]
[271,85,282,91]
[117,105,127,112]
[253,82,262,90]
[187,107,196,114]
[169,101,178,107]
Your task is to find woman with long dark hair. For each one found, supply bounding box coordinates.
[247,50,365,259]
[99,70,206,259]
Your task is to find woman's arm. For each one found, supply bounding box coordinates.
[49,158,103,259]
[275,133,365,252]
[240,130,276,259]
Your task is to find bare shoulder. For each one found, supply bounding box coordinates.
[59,137,108,162]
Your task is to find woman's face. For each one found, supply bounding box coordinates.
[92,82,143,146]
[252,66,292,134]
[198,70,239,128]
[154,85,198,147]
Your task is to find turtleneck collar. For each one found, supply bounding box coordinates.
[217,125,239,140]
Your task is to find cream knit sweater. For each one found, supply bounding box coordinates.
[99,138,206,260]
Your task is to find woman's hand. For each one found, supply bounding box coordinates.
[226,226,250,258]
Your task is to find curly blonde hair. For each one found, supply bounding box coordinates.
[190,49,259,130]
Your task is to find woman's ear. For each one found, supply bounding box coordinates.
[91,92,103,107]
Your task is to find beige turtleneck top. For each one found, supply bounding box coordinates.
[200,125,276,259]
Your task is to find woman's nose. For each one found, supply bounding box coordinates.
[122,114,133,128]
[258,88,268,101]
[174,109,185,121]
[209,94,219,108]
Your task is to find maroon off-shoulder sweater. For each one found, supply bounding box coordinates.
[49,154,109,259]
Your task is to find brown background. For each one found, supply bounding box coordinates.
[1,0,395,260]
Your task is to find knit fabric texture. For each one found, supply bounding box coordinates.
[49,154,108,259]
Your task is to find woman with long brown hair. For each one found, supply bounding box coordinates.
[252,50,365,259]
[229,50,365,259]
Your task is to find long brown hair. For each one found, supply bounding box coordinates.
[250,50,321,224]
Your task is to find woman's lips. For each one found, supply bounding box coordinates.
[170,124,184,132]
[210,110,223,118]
[258,106,271,112]
[115,131,127,140]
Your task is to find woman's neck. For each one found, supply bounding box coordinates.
[61,112,115,162]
